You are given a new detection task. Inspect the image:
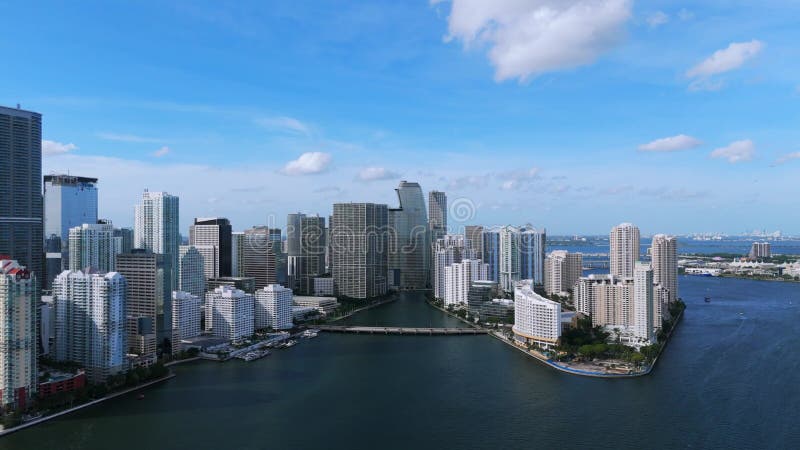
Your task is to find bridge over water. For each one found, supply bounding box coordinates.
[316,325,488,336]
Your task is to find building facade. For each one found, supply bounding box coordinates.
[433,235,474,300]
[0,106,43,278]
[288,215,326,295]
[44,174,98,252]
[0,259,39,410]
[651,234,678,304]
[172,291,201,341]
[134,190,179,289]
[241,226,278,290]
[388,181,429,290]
[207,286,254,342]
[512,281,561,349]
[519,225,546,286]
[68,223,119,273]
[443,259,489,307]
[255,284,293,330]
[189,217,232,278]
[178,245,206,299]
[610,223,640,278]
[53,270,127,383]
[544,250,583,296]
[330,203,389,299]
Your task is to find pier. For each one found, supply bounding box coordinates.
[316,325,487,335]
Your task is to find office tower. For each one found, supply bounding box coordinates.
[512,281,561,349]
[388,181,429,290]
[288,216,326,294]
[749,241,771,259]
[499,226,521,293]
[53,270,126,383]
[231,231,245,277]
[482,228,501,282]
[544,250,583,296]
[242,226,277,290]
[432,235,474,300]
[331,203,389,299]
[0,106,43,278]
[68,223,119,273]
[467,280,500,319]
[40,296,55,356]
[44,234,62,290]
[134,190,179,288]
[651,234,678,304]
[286,213,305,258]
[428,191,447,234]
[178,245,206,298]
[443,259,489,306]
[269,228,288,287]
[43,174,98,246]
[519,225,546,286]
[610,223,640,278]
[313,277,334,296]
[633,263,655,345]
[172,291,201,341]
[465,225,484,260]
[255,284,293,330]
[206,286,254,342]
[116,250,174,363]
[114,227,134,254]
[0,259,39,410]
[189,217,232,277]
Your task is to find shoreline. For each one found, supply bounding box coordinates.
[327,296,398,323]
[0,373,175,438]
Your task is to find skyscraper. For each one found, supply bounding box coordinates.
[68,223,119,273]
[443,258,489,306]
[0,106,43,278]
[464,225,484,261]
[172,291,201,341]
[651,234,678,304]
[231,231,245,277]
[255,284,293,330]
[433,235,474,299]
[519,225,546,286]
[242,226,277,290]
[53,270,127,383]
[388,181,428,290]
[482,228,501,283]
[44,174,98,247]
[512,280,561,349]
[499,226,521,293]
[544,250,583,296]
[117,250,174,363]
[134,190,179,288]
[206,286,254,342]
[288,215,326,294]
[331,203,389,299]
[428,191,447,234]
[633,262,655,345]
[0,259,39,410]
[178,245,206,298]
[610,223,640,278]
[189,217,232,278]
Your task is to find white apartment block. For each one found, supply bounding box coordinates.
[544,250,583,296]
[512,280,561,349]
[610,223,640,278]
[433,235,474,300]
[633,263,655,345]
[53,270,127,383]
[207,286,254,342]
[651,234,678,304]
[172,291,201,340]
[0,259,39,409]
[68,223,119,273]
[134,190,180,287]
[443,259,489,307]
[178,245,206,298]
[255,284,293,330]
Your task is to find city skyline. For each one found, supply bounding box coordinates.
[2,2,799,234]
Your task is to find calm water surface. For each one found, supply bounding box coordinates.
[2,277,800,449]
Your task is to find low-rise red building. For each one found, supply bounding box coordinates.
[38,371,87,398]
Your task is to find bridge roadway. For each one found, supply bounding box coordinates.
[316,325,488,335]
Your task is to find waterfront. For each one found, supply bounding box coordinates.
[2,278,800,449]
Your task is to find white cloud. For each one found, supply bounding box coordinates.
[357,167,400,182]
[42,140,78,156]
[677,9,694,21]
[256,116,310,134]
[281,152,332,175]
[96,132,164,143]
[646,11,669,28]
[710,140,755,163]
[153,146,170,157]
[686,40,764,79]
[498,166,541,190]
[774,152,800,166]
[638,134,702,152]
[439,0,632,82]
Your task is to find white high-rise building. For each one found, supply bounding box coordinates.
[134,190,180,288]
[172,291,201,341]
[512,280,561,349]
[68,223,119,273]
[443,259,489,307]
[0,259,39,409]
[610,223,640,278]
[651,234,678,304]
[544,251,583,296]
[433,235,474,300]
[231,231,245,277]
[53,270,127,383]
[206,286,254,342]
[633,263,655,345]
[178,245,206,298]
[255,284,293,330]
[499,226,521,292]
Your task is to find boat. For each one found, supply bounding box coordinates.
[284,340,297,348]
[704,296,711,303]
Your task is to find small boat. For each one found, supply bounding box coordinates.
[704,296,711,303]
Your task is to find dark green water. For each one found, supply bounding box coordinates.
[3,277,800,449]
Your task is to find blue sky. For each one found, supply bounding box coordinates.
[2,0,799,235]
